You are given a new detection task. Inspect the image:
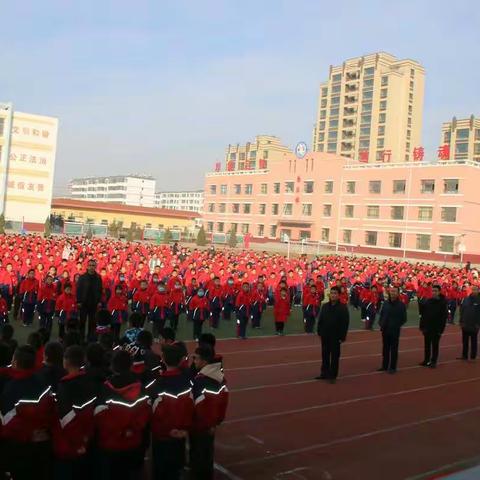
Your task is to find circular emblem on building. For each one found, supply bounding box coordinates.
[295,142,308,159]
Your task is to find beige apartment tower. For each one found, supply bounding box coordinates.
[312,52,425,163]
[441,115,480,162]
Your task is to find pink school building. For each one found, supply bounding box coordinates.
[203,151,480,262]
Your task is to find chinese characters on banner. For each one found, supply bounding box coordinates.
[9,152,48,166]
[413,146,424,161]
[258,159,267,169]
[437,144,450,160]
[226,161,234,171]
[7,181,45,192]
[11,125,50,138]
[359,150,369,163]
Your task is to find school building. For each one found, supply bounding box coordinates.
[203,143,480,262]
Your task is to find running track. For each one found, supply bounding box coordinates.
[211,326,480,480]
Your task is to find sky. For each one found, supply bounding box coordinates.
[1,0,479,194]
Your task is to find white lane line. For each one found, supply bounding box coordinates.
[214,462,244,480]
[226,403,480,468]
[224,375,480,425]
[246,435,265,445]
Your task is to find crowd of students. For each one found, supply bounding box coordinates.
[0,318,228,480]
[0,233,479,479]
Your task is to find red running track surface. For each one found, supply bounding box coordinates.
[211,326,480,480]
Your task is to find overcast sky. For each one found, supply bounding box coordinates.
[1,0,479,194]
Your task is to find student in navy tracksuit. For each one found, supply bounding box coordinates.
[52,345,97,480]
[19,269,39,326]
[190,345,229,480]
[235,282,252,339]
[94,350,151,480]
[37,275,57,340]
[147,344,194,480]
[0,345,55,480]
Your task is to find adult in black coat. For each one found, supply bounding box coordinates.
[76,260,103,341]
[420,285,448,368]
[378,286,407,374]
[316,286,350,384]
[459,285,480,360]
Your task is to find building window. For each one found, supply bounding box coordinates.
[346,181,356,194]
[234,184,241,194]
[323,204,332,217]
[283,203,293,215]
[302,204,312,216]
[232,203,240,214]
[393,180,406,194]
[217,222,224,233]
[273,182,280,194]
[272,204,279,215]
[389,232,402,248]
[321,228,330,242]
[455,143,468,155]
[208,203,215,213]
[367,205,380,218]
[243,204,251,214]
[360,126,371,136]
[304,181,314,193]
[332,73,342,82]
[219,203,226,213]
[418,206,433,221]
[259,204,266,215]
[207,222,213,232]
[421,179,435,193]
[456,128,470,140]
[364,67,374,76]
[443,179,459,194]
[319,122,326,131]
[363,78,374,88]
[441,207,457,222]
[209,185,217,194]
[365,231,377,246]
[270,225,278,238]
[321,99,327,108]
[415,234,431,251]
[320,110,326,119]
[345,205,354,218]
[360,114,372,124]
[439,235,454,253]
[325,181,334,193]
[220,184,227,195]
[369,180,381,194]
[321,87,328,97]
[261,183,268,194]
[380,100,387,111]
[285,182,295,193]
[327,143,337,153]
[257,224,265,237]
[379,113,386,123]
[377,138,384,149]
[300,231,311,240]
[245,184,253,194]
[343,230,352,243]
[391,206,405,220]
[240,224,249,234]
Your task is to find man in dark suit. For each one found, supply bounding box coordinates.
[315,286,350,384]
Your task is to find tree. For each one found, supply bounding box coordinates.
[126,224,135,242]
[163,228,173,244]
[196,226,207,246]
[0,214,5,235]
[227,228,237,248]
[108,220,120,238]
[85,224,93,240]
[44,217,52,237]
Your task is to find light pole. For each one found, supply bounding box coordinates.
[0,103,13,217]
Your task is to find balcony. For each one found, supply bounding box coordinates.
[341,142,353,151]
[343,119,356,128]
[344,107,357,116]
[345,84,358,92]
[342,132,354,139]
[346,72,360,81]
[344,95,358,105]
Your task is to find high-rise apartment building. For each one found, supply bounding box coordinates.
[312,52,425,163]
[155,190,204,213]
[69,175,156,207]
[441,115,480,162]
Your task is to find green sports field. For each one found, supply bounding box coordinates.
[8,301,423,346]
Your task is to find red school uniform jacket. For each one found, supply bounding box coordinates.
[107,293,128,314]
[132,288,150,314]
[55,292,78,315]
[169,288,185,315]
[274,295,291,322]
[189,295,209,321]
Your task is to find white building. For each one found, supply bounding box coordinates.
[70,175,156,207]
[0,102,58,232]
[155,190,204,213]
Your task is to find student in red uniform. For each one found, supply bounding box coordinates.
[0,345,55,480]
[19,268,39,326]
[107,285,128,342]
[222,277,237,320]
[94,350,151,480]
[274,288,291,335]
[149,282,171,338]
[169,279,185,332]
[207,276,223,329]
[235,282,251,340]
[132,279,150,327]
[147,344,194,480]
[303,283,321,333]
[37,275,57,340]
[55,284,78,340]
[189,288,210,340]
[365,285,379,331]
[52,345,97,480]
[190,345,229,480]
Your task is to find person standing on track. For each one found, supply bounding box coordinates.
[419,284,448,368]
[315,286,350,384]
[378,286,407,374]
[459,284,480,361]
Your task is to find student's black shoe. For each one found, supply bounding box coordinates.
[427,362,437,368]
[376,367,387,372]
[315,375,328,380]
[387,369,397,374]
[419,361,428,367]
